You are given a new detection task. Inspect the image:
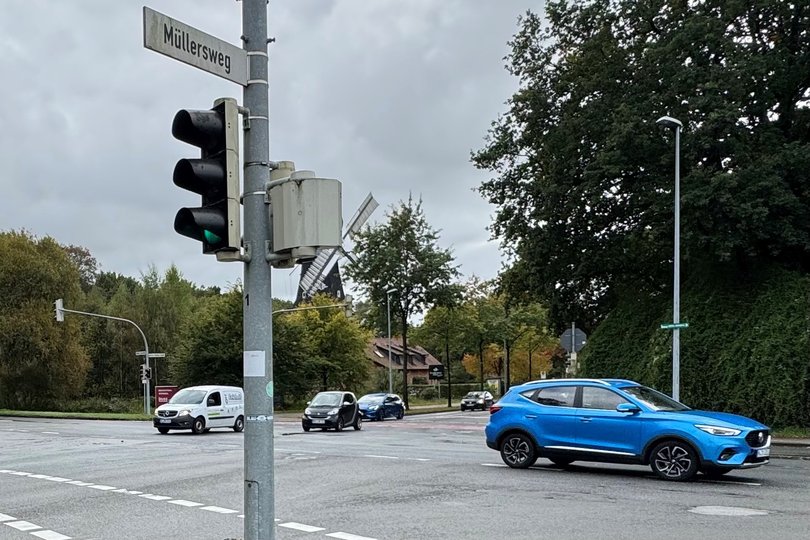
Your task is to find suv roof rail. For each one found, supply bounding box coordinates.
[522,378,613,386]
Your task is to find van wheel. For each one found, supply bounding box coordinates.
[191,417,206,435]
[233,416,244,432]
[157,427,169,434]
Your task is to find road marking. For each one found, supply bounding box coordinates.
[168,500,204,507]
[6,520,41,531]
[326,532,378,540]
[481,463,506,467]
[200,506,239,514]
[363,455,398,459]
[703,479,761,486]
[31,531,72,540]
[88,485,117,491]
[279,522,325,532]
[0,513,15,522]
[405,457,430,462]
[139,494,172,501]
[41,432,60,435]
[689,505,768,516]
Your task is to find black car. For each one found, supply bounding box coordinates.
[302,391,362,432]
[460,391,494,411]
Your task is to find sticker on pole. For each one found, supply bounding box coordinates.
[244,350,266,377]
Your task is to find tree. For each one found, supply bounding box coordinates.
[474,2,810,329]
[0,231,90,408]
[346,196,459,408]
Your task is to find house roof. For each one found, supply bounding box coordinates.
[365,337,442,370]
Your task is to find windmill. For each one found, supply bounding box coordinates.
[295,193,378,304]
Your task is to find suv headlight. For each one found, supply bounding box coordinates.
[695,424,741,436]
[368,405,379,410]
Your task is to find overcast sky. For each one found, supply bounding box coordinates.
[0,0,539,300]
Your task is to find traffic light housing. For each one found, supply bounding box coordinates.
[172,98,240,254]
[140,364,152,380]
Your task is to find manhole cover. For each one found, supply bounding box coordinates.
[689,506,769,516]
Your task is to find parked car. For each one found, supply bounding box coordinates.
[358,393,405,421]
[485,378,770,481]
[460,391,494,411]
[302,391,362,432]
[153,385,244,435]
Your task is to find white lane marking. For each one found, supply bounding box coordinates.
[66,481,93,486]
[6,520,41,531]
[139,494,172,501]
[0,513,16,521]
[481,463,506,467]
[326,532,378,540]
[275,448,321,454]
[200,506,239,514]
[43,477,71,482]
[88,485,117,491]
[363,455,398,460]
[11,471,31,476]
[405,457,430,462]
[111,489,142,495]
[703,479,761,486]
[41,432,60,435]
[168,500,204,507]
[279,522,325,532]
[31,531,72,540]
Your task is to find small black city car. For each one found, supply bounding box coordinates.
[460,390,494,411]
[302,391,362,432]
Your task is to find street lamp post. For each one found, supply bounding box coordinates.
[656,115,683,402]
[386,288,397,394]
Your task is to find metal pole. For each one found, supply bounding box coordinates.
[241,1,273,538]
[387,294,393,394]
[673,125,681,402]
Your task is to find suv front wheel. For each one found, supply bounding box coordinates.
[500,433,537,469]
[650,440,699,481]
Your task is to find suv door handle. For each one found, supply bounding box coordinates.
[524,414,538,419]
[579,417,592,422]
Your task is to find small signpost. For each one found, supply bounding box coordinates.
[660,322,689,330]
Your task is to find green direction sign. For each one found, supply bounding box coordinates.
[660,322,689,330]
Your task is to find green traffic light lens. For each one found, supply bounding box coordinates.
[203,230,223,244]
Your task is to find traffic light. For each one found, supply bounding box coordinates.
[172,97,240,254]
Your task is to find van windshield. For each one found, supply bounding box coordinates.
[169,389,207,405]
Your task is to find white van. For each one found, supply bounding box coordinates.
[153,385,244,435]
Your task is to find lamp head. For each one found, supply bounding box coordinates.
[656,116,683,130]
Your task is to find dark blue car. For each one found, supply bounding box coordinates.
[358,393,405,421]
[485,378,770,481]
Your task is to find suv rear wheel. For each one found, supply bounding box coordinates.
[500,433,537,469]
[650,440,698,481]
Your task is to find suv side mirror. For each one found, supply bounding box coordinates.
[616,403,641,414]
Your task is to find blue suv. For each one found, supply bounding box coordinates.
[485,378,770,481]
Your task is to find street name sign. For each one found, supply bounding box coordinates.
[143,7,248,86]
[660,322,689,330]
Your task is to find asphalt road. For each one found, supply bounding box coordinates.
[1,412,809,540]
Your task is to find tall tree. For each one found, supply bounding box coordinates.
[0,231,90,408]
[474,1,810,329]
[346,196,459,409]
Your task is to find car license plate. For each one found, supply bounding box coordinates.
[159,419,171,424]
[312,419,325,424]
[756,448,770,458]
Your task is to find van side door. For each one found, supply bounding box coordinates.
[206,391,225,427]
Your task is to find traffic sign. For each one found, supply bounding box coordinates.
[660,322,689,330]
[560,328,587,353]
[143,7,248,86]
[428,365,445,380]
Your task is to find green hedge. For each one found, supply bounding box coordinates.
[580,264,810,428]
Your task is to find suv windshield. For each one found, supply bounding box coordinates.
[310,392,342,407]
[169,389,207,405]
[623,385,690,411]
[359,395,384,404]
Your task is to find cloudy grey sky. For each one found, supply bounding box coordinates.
[0,0,539,300]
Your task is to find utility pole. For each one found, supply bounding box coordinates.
[241,1,274,538]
